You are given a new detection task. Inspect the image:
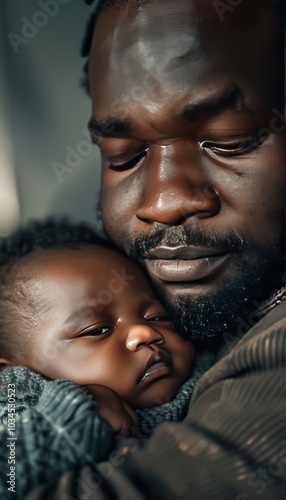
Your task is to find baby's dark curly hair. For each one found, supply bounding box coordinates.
[81,0,286,93]
[0,219,112,363]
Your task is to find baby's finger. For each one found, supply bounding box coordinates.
[122,401,139,429]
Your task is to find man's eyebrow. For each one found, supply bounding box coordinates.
[180,85,245,122]
[88,116,132,139]
[88,85,245,140]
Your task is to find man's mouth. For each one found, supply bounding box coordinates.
[139,350,173,383]
[144,245,229,282]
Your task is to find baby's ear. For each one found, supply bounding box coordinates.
[0,358,14,371]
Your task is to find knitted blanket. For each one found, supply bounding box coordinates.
[137,351,214,438]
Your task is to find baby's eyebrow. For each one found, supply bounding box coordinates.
[61,307,98,332]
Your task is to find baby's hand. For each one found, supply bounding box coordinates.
[84,384,139,436]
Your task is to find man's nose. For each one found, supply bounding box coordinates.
[126,325,164,352]
[136,144,220,225]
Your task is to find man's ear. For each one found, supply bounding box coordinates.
[0,358,14,371]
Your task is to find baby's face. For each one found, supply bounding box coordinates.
[22,246,194,408]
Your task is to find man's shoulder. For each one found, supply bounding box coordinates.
[224,299,286,372]
[191,300,286,405]
[247,296,286,341]
[218,296,286,359]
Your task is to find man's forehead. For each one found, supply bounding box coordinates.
[91,0,276,78]
[89,0,282,123]
[92,1,204,77]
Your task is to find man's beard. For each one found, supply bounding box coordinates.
[126,223,285,343]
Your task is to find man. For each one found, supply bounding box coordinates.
[28,0,286,498]
[87,0,285,344]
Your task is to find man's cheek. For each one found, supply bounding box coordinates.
[104,181,138,218]
[101,196,129,245]
[102,208,122,242]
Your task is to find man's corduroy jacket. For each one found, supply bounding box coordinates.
[27,296,286,500]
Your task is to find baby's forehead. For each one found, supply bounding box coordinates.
[16,245,138,282]
[11,245,123,300]
[19,244,118,265]
[10,246,91,286]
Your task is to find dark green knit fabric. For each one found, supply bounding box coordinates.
[0,353,213,499]
[0,369,114,499]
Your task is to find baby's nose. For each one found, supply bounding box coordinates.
[126,325,164,351]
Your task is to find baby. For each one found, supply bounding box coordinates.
[0,220,212,496]
[0,219,201,429]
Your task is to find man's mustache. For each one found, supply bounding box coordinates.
[126,223,245,258]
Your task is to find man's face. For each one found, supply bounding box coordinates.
[20,247,194,409]
[89,0,285,340]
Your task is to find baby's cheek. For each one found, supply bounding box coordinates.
[174,340,195,376]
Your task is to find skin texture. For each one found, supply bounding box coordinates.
[88,0,285,340]
[5,246,194,410]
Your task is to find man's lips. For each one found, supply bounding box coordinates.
[144,246,229,282]
[139,350,173,383]
[144,245,226,260]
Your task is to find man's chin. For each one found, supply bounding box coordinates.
[124,223,285,342]
[160,288,245,343]
[154,270,284,343]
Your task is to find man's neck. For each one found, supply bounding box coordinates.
[255,285,286,320]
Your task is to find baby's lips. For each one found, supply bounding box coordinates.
[139,350,173,382]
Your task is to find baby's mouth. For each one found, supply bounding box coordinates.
[139,350,173,383]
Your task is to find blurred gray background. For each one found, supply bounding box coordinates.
[0,0,102,237]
